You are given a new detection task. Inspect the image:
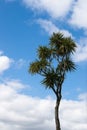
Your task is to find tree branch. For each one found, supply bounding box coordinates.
[51,87,57,95]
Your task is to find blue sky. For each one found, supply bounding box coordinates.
[0,0,87,130]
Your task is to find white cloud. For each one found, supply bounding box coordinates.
[37,19,72,37]
[0,52,12,74]
[69,0,87,29]
[60,99,87,130]
[0,80,87,130]
[0,80,55,130]
[22,0,74,19]
[73,38,87,62]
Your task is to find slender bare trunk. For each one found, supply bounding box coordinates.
[55,99,61,130]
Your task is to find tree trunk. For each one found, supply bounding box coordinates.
[55,99,61,130]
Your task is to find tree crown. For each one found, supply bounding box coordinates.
[29,32,76,98]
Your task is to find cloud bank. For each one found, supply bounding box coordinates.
[4,0,87,31]
[0,79,87,130]
[22,0,74,19]
[69,0,87,29]
[22,0,87,30]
